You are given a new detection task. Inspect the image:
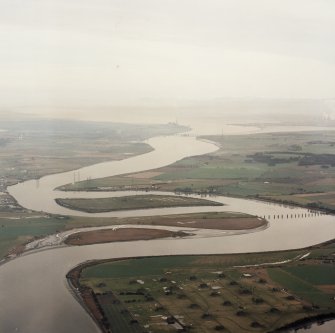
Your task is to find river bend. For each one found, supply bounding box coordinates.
[1,135,335,333]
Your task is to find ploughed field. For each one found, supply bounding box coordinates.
[73,241,335,333]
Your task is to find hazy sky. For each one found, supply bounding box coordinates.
[1,0,335,109]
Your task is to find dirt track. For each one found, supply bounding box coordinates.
[147,216,266,230]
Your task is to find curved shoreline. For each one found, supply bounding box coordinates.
[17,218,268,258]
[64,227,190,246]
[2,134,335,333]
[66,238,335,333]
[270,314,335,332]
[7,135,220,217]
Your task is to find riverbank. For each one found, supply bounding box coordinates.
[254,195,335,215]
[3,132,335,333]
[271,314,335,332]
[1,119,188,194]
[60,131,335,215]
[70,239,335,333]
[0,211,267,261]
[1,203,334,333]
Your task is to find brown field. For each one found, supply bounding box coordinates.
[64,215,266,247]
[318,285,335,293]
[65,228,188,246]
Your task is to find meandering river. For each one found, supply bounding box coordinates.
[1,134,335,333]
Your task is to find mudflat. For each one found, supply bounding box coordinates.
[65,228,188,245]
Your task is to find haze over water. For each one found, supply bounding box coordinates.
[1,1,335,122]
[1,2,335,333]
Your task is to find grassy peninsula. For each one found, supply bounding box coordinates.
[69,240,335,333]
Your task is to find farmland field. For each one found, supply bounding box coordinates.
[63,131,335,213]
[74,240,335,333]
[0,211,263,260]
[0,119,188,259]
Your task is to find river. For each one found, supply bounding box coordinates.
[295,320,335,333]
[1,134,335,333]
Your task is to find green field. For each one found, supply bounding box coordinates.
[268,267,334,307]
[97,293,143,333]
[56,195,222,213]
[62,131,335,214]
[82,250,310,280]
[82,256,196,279]
[155,165,265,181]
[78,241,335,333]
[0,211,250,260]
[0,118,188,258]
[283,265,335,285]
[0,214,67,258]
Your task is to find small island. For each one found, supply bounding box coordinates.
[65,227,189,246]
[55,194,223,213]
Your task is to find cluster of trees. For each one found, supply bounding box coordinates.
[298,154,335,167]
[246,151,335,168]
[246,152,300,166]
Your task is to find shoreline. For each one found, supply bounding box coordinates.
[67,238,335,333]
[1,214,268,264]
[2,130,335,332]
[53,187,335,216]
[270,314,335,332]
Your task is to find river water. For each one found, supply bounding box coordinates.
[1,133,335,333]
[296,320,335,333]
